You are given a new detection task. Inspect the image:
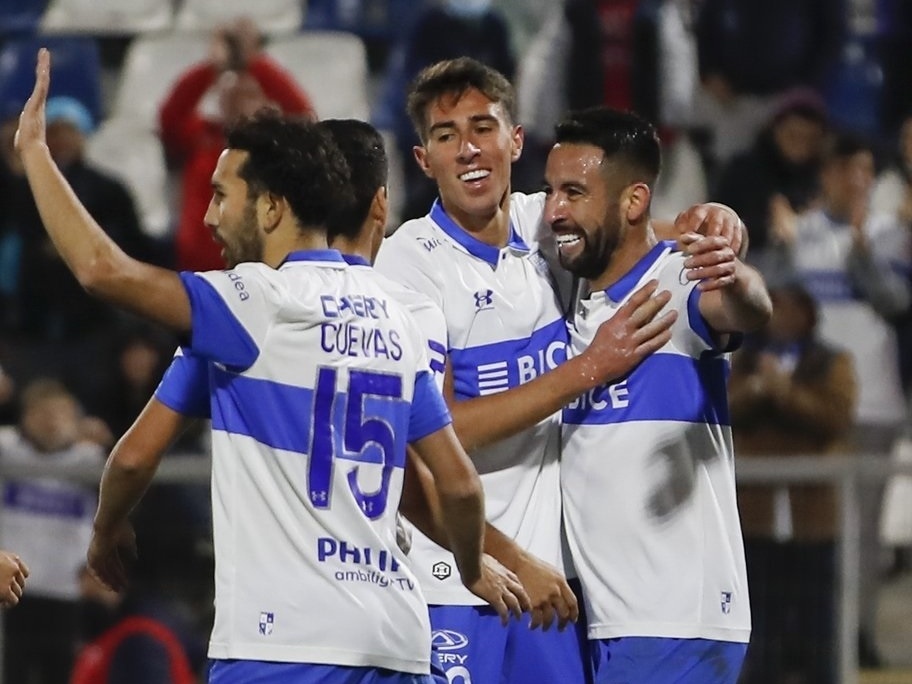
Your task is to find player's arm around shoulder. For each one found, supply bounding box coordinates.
[690,259,772,336]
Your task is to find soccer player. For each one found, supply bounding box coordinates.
[374,57,748,683]
[545,106,771,683]
[16,49,525,684]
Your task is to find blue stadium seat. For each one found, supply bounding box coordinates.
[0,0,48,36]
[0,35,102,124]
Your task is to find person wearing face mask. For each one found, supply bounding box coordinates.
[158,16,315,273]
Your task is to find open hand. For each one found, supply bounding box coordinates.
[580,280,676,382]
[673,202,744,257]
[465,554,531,625]
[512,550,578,631]
[14,48,50,157]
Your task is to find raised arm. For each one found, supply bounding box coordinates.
[15,49,191,332]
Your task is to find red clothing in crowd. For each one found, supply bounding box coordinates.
[159,57,315,271]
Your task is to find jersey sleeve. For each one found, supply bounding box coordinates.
[178,264,280,370]
[154,349,211,419]
[408,370,452,442]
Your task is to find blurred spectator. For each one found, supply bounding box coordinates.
[374,0,516,221]
[0,378,105,684]
[693,0,846,178]
[158,16,315,272]
[86,323,177,443]
[872,112,912,392]
[712,88,828,278]
[730,282,856,684]
[515,0,603,192]
[0,99,155,343]
[769,131,912,666]
[70,566,198,684]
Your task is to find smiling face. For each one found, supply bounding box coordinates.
[413,88,522,232]
[204,148,264,267]
[543,142,625,282]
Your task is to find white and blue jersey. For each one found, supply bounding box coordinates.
[376,193,568,604]
[377,194,589,684]
[174,249,450,674]
[562,242,751,648]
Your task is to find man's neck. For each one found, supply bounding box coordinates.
[588,221,657,292]
[440,193,512,248]
[265,229,330,268]
[331,236,371,264]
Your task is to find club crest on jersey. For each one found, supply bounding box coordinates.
[431,561,452,580]
[259,611,274,635]
[473,289,494,311]
[720,591,733,614]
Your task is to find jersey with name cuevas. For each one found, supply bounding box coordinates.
[177,249,450,673]
[561,242,751,643]
[375,192,569,605]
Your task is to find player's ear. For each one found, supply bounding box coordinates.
[623,183,651,224]
[510,124,524,163]
[370,186,388,228]
[413,145,434,179]
[258,190,283,233]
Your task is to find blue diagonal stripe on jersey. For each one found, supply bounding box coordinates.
[449,317,569,400]
[562,352,731,426]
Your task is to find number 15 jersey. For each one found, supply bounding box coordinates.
[176,249,450,674]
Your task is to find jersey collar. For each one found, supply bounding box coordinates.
[279,249,347,267]
[603,240,674,302]
[341,254,371,267]
[430,199,529,267]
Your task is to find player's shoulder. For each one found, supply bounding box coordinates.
[382,214,444,254]
[509,191,547,243]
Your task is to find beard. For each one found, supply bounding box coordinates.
[222,202,264,268]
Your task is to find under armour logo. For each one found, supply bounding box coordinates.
[473,289,494,310]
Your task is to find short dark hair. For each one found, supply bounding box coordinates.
[823,130,876,165]
[407,57,516,143]
[225,110,351,231]
[554,107,662,186]
[319,119,388,241]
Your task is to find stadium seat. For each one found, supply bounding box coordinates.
[0,35,103,123]
[111,32,208,131]
[0,0,48,36]
[40,0,173,35]
[265,31,370,121]
[85,118,172,239]
[174,0,304,36]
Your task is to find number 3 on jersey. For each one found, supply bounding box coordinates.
[308,367,408,519]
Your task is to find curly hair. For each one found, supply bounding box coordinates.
[318,119,388,241]
[225,110,352,231]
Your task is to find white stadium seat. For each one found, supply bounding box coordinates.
[111,32,208,130]
[174,0,304,36]
[265,31,370,121]
[41,0,174,35]
[86,118,172,239]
